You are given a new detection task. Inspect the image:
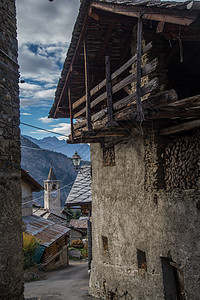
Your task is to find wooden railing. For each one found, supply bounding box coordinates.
[71,41,159,137]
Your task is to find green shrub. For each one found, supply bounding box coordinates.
[23,232,40,269]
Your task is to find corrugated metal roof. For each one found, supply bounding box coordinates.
[33,208,67,226]
[70,218,88,229]
[23,215,70,247]
[65,165,92,206]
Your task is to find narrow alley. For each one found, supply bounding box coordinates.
[25,261,93,300]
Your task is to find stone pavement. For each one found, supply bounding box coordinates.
[25,261,94,300]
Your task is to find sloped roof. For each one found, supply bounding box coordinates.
[70,218,88,229]
[33,208,67,227]
[21,169,43,192]
[49,0,198,119]
[23,215,70,247]
[65,165,92,206]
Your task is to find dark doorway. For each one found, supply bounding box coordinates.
[161,257,185,300]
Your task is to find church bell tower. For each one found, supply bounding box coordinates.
[44,167,61,214]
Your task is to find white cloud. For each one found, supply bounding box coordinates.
[27,123,71,140]
[21,112,32,116]
[38,116,54,124]
[50,123,71,140]
[16,0,80,46]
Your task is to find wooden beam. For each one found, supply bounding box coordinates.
[159,119,200,135]
[72,42,152,111]
[136,16,144,122]
[91,77,159,123]
[74,57,158,118]
[147,108,200,120]
[91,3,197,26]
[105,56,118,128]
[68,88,74,142]
[84,38,92,131]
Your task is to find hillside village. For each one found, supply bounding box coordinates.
[1,0,200,300]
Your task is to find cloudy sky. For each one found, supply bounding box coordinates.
[16,0,187,140]
[16,0,80,139]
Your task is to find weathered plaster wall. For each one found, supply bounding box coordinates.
[0,0,24,299]
[89,128,200,300]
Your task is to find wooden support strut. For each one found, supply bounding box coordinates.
[84,38,92,131]
[68,88,74,142]
[136,16,144,122]
[105,56,118,128]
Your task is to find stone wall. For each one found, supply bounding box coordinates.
[0,1,24,299]
[89,128,200,299]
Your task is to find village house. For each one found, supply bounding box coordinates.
[0,0,24,298]
[66,164,92,265]
[21,168,43,217]
[22,168,71,270]
[23,215,70,271]
[49,0,200,299]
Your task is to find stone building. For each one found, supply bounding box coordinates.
[21,169,43,217]
[0,1,24,299]
[49,1,200,299]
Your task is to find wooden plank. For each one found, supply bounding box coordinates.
[72,42,152,110]
[136,16,144,122]
[165,94,200,109]
[84,38,92,131]
[147,108,200,120]
[92,77,159,122]
[68,88,74,141]
[91,2,197,26]
[105,56,118,127]
[159,119,200,135]
[113,76,159,110]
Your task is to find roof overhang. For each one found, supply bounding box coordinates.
[49,0,198,120]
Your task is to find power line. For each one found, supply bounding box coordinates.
[21,144,68,151]
[22,180,75,205]
[21,122,69,138]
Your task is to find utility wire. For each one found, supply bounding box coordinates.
[21,144,68,151]
[22,180,74,205]
[21,122,69,138]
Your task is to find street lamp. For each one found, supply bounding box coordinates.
[71,152,81,169]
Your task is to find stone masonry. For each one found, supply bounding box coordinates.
[0,1,24,299]
[89,127,200,299]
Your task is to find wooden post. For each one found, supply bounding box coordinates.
[68,88,74,142]
[136,16,144,122]
[83,38,92,131]
[105,55,118,128]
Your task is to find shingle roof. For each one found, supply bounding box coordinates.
[93,0,191,8]
[23,215,70,247]
[65,165,92,206]
[33,208,67,227]
[70,218,88,229]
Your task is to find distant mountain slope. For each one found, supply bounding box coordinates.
[21,136,77,207]
[23,135,90,161]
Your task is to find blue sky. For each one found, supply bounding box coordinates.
[16,0,80,140]
[16,0,188,140]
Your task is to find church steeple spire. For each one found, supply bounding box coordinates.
[47,167,56,180]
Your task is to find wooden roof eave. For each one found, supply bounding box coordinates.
[91,2,197,26]
[51,0,198,119]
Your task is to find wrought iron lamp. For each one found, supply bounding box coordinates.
[71,151,81,169]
